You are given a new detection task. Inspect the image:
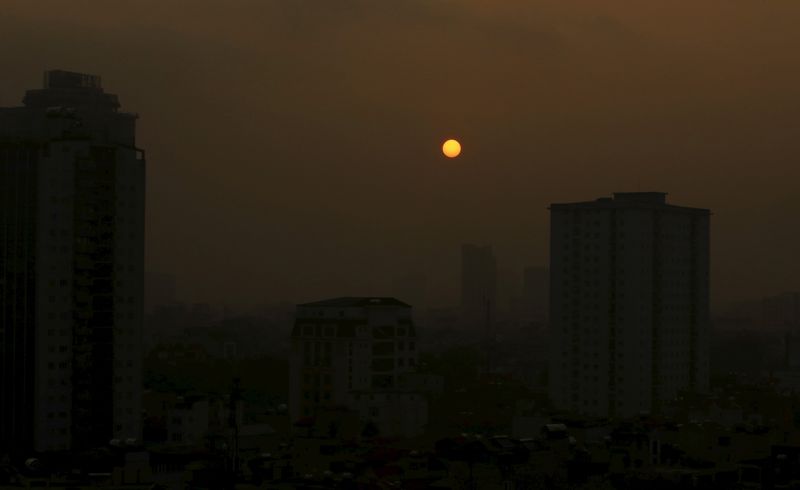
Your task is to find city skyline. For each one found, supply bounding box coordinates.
[4,3,800,488]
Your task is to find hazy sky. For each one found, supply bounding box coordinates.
[3,1,800,309]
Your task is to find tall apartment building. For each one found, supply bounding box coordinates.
[460,244,497,332]
[548,192,710,418]
[0,70,144,453]
[289,297,426,437]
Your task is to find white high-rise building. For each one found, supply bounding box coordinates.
[548,192,710,418]
[0,70,144,453]
[289,297,426,437]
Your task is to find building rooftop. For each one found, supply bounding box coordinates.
[612,192,667,204]
[550,191,710,214]
[19,70,121,111]
[298,297,411,308]
[44,70,102,90]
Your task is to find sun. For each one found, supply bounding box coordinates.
[442,139,461,158]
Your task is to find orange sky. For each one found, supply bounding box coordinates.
[3,0,800,309]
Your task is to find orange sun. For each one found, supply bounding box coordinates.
[442,139,461,158]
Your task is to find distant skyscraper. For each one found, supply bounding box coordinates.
[289,297,426,437]
[0,70,144,452]
[548,192,710,418]
[460,244,497,331]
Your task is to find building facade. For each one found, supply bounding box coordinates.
[548,192,710,418]
[0,70,144,453]
[289,297,425,437]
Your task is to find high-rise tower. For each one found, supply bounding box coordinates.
[0,70,144,453]
[548,192,709,418]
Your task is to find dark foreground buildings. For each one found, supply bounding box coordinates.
[0,70,144,453]
[548,192,710,418]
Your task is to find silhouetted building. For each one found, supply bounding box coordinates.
[0,70,144,453]
[460,244,497,332]
[548,192,710,418]
[289,297,426,437]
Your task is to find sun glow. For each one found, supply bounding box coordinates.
[442,139,462,158]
